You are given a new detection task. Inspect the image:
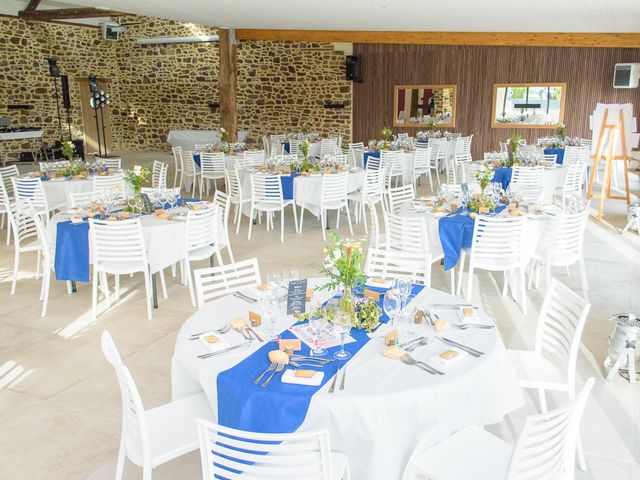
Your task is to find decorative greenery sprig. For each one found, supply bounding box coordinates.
[59,141,75,162]
[353,297,382,332]
[317,233,367,292]
[124,166,149,194]
[219,127,228,143]
[474,166,494,192]
[301,139,310,159]
[381,127,392,142]
[555,123,566,140]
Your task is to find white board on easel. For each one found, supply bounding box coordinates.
[589,103,639,158]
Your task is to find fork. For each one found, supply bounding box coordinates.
[190,324,231,339]
[261,363,284,387]
[401,353,444,375]
[451,323,494,330]
[254,362,276,384]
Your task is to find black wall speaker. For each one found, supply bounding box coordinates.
[345,55,362,83]
[60,75,71,109]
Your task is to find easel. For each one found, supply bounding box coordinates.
[587,108,632,221]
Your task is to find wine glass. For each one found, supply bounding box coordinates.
[267,272,281,297]
[403,294,418,335]
[383,290,400,327]
[282,268,299,287]
[332,310,352,360]
[262,295,279,340]
[308,309,328,357]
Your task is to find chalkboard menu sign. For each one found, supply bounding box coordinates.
[286,279,308,315]
[140,193,154,214]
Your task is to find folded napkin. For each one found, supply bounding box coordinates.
[427,347,468,370]
[198,333,231,352]
[281,368,324,386]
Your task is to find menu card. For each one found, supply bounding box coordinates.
[140,193,154,214]
[286,279,307,315]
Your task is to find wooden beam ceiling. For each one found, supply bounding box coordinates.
[18,7,125,21]
[235,29,640,48]
[23,0,43,13]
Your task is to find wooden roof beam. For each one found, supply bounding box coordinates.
[19,7,126,20]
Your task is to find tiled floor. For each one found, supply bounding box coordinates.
[1,152,639,479]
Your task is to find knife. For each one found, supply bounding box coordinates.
[439,337,483,357]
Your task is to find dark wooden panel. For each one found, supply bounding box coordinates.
[352,44,640,158]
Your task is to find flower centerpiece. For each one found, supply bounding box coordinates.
[467,194,496,215]
[381,127,392,150]
[507,134,523,167]
[474,166,494,193]
[59,140,76,162]
[219,127,229,154]
[301,139,310,161]
[318,233,369,325]
[124,165,149,196]
[426,119,438,133]
[301,121,312,136]
[555,122,566,140]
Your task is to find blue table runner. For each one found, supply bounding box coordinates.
[491,167,512,190]
[216,283,424,434]
[363,151,380,168]
[544,148,565,164]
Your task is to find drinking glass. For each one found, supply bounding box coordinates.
[262,295,280,340]
[282,268,299,287]
[333,310,352,360]
[383,290,400,327]
[308,310,328,357]
[403,294,418,335]
[267,272,282,296]
[394,279,412,310]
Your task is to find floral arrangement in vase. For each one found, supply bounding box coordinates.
[381,127,392,149]
[301,121,312,136]
[426,119,438,132]
[555,122,566,140]
[219,127,229,143]
[474,166,494,193]
[301,139,310,160]
[507,134,523,166]
[124,165,149,196]
[59,140,76,162]
[467,195,496,214]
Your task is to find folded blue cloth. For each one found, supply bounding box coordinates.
[491,167,512,190]
[216,284,424,434]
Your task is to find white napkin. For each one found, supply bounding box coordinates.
[427,347,468,370]
[198,333,231,352]
[365,278,394,289]
[281,368,324,386]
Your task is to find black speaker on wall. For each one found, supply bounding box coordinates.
[346,55,362,83]
[60,75,71,109]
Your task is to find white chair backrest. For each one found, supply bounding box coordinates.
[445,157,457,184]
[270,141,285,157]
[0,165,20,198]
[181,151,197,176]
[366,200,383,247]
[92,173,124,192]
[542,208,590,265]
[579,138,592,148]
[564,146,589,164]
[8,200,38,248]
[506,378,594,480]
[320,172,348,207]
[270,134,286,143]
[193,258,261,308]
[196,419,334,480]
[413,147,431,173]
[99,157,121,169]
[225,164,242,200]
[329,134,343,148]
[470,216,526,269]
[89,218,148,269]
[11,177,49,214]
[200,152,225,176]
[366,154,381,171]
[172,145,183,171]
[454,135,473,156]
[320,138,339,156]
[212,190,232,230]
[562,163,585,199]
[101,331,150,466]
[251,173,284,206]
[332,154,348,166]
[541,153,557,167]
[30,206,52,265]
[511,166,544,187]
[262,136,270,156]
[152,160,168,189]
[365,247,429,285]
[384,212,429,253]
[349,142,364,150]
[380,150,404,188]
[461,162,485,184]
[289,139,301,156]
[386,183,414,214]
[243,150,265,167]
[185,205,219,253]
[69,190,97,208]
[362,167,383,200]
[0,175,10,208]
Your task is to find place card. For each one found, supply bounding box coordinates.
[382,344,405,360]
[363,289,380,302]
[384,329,398,346]
[249,311,262,327]
[279,338,302,352]
[286,279,308,315]
[414,309,424,324]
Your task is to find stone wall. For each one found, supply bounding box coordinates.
[0,15,352,161]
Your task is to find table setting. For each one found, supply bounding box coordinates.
[171,235,523,479]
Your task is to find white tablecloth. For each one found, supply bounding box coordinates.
[294,169,366,217]
[46,206,228,275]
[169,130,249,151]
[42,178,93,209]
[171,279,523,480]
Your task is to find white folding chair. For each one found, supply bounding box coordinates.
[299,172,353,240]
[0,165,20,199]
[92,172,125,192]
[225,164,251,234]
[365,200,384,248]
[171,145,183,188]
[365,247,429,286]
[200,152,225,197]
[510,278,591,470]
[243,150,265,167]
[564,146,590,189]
[0,171,14,244]
[347,167,383,233]
[89,218,153,320]
[289,139,302,156]
[510,165,544,204]
[458,215,528,315]
[430,138,447,174]
[406,378,594,480]
[454,135,473,165]
[248,173,298,243]
[384,183,414,214]
[152,160,168,189]
[193,258,261,308]
[461,161,485,185]
[541,153,558,167]
[7,201,43,296]
[97,156,122,169]
[212,190,235,263]
[412,146,432,191]
[320,138,339,156]
[183,206,224,307]
[380,150,404,188]
[102,331,212,480]
[365,154,381,171]
[12,176,64,221]
[530,207,590,301]
[181,150,199,196]
[195,419,351,480]
[349,142,365,168]
[68,190,97,209]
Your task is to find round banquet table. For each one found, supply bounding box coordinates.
[171,278,524,480]
[40,177,94,209]
[45,204,228,283]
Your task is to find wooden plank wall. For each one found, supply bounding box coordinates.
[352,44,640,157]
